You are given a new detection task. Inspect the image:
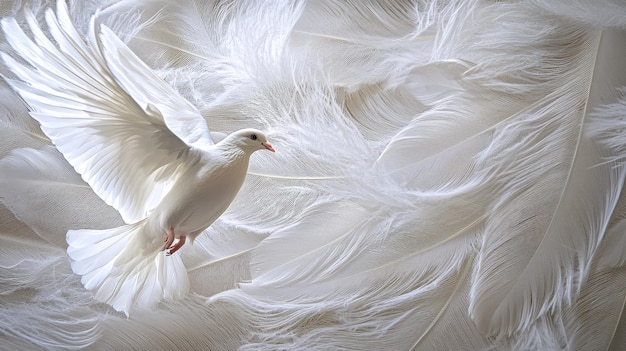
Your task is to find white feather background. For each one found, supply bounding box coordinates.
[1,0,626,350]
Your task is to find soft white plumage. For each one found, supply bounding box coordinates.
[1,0,626,350]
[1,1,274,316]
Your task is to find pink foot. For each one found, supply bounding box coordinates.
[162,227,175,251]
[166,235,186,256]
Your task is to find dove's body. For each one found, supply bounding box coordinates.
[1,1,274,315]
[145,143,250,250]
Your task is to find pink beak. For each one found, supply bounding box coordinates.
[263,142,275,152]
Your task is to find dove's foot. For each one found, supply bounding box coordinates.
[166,235,186,256]
[162,227,175,251]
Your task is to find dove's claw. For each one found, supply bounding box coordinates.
[162,227,175,251]
[166,235,186,256]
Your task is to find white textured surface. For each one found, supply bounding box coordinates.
[1,0,626,349]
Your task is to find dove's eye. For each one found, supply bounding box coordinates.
[250,134,258,140]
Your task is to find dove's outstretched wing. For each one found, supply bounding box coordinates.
[1,1,213,223]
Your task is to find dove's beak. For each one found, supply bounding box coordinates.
[262,142,275,152]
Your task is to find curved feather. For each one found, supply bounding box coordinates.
[470,25,626,338]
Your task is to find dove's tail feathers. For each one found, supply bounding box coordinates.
[66,222,189,316]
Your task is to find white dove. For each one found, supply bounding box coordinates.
[1,1,274,315]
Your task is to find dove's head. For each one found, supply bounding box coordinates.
[228,128,275,154]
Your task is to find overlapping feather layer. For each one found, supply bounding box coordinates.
[1,0,626,350]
